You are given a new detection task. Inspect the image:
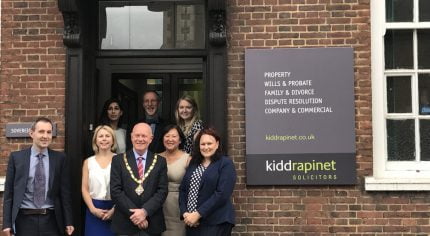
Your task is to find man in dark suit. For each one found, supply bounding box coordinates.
[111,122,168,236]
[127,90,167,153]
[141,90,167,153]
[2,117,74,236]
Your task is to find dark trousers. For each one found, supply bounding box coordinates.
[186,223,233,236]
[15,211,61,236]
[118,233,160,236]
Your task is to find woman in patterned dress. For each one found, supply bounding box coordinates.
[179,128,237,236]
[175,95,203,154]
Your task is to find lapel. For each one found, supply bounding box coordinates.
[23,148,31,180]
[126,150,140,179]
[200,163,211,186]
[144,151,154,173]
[200,157,221,187]
[47,149,56,189]
[142,151,154,190]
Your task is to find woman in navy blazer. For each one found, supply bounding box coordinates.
[179,128,236,236]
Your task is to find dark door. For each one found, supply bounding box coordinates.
[111,72,204,127]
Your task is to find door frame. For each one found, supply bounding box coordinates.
[61,1,227,234]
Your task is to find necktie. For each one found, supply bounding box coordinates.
[137,157,144,178]
[34,153,46,208]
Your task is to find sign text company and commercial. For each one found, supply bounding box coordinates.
[245,48,356,185]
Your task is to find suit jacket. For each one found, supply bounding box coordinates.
[126,118,168,154]
[179,155,236,226]
[110,150,168,235]
[2,148,73,234]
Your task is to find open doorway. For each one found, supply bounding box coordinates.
[112,72,204,129]
[95,57,206,132]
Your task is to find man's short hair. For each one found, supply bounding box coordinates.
[131,120,153,134]
[143,90,161,102]
[31,117,53,131]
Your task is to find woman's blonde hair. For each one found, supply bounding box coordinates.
[175,95,199,135]
[92,125,117,153]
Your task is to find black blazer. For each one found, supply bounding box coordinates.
[149,118,168,153]
[179,155,236,226]
[2,148,73,234]
[110,150,168,235]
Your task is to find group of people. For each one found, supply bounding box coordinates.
[2,91,237,236]
[99,91,204,156]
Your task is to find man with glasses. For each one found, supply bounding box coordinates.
[128,90,167,153]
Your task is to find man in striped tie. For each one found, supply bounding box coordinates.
[110,122,168,236]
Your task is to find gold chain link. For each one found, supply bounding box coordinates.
[123,153,158,185]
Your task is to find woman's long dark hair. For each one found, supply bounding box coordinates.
[99,98,124,127]
[159,124,186,152]
[191,127,223,165]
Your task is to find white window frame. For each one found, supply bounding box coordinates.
[366,0,430,191]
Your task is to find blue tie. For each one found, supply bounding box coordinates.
[34,153,46,208]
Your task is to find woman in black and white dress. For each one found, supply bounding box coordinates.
[179,128,236,236]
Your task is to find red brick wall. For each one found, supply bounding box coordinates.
[0,0,66,156]
[226,0,430,235]
[0,0,65,225]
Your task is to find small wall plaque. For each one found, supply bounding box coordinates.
[6,123,57,138]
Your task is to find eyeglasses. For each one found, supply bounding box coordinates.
[144,99,158,104]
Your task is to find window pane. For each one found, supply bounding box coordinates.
[386,0,413,22]
[100,2,205,49]
[419,74,430,115]
[418,30,430,69]
[385,30,413,69]
[387,76,412,113]
[387,119,415,161]
[174,5,205,49]
[420,120,430,161]
[419,0,430,21]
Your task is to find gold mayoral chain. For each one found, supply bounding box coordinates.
[123,154,158,195]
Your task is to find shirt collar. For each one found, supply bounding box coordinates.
[133,149,148,160]
[31,145,49,157]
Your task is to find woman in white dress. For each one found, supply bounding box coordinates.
[82,125,116,236]
[159,124,191,236]
[99,98,127,153]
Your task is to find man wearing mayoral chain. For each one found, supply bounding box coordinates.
[110,122,168,236]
